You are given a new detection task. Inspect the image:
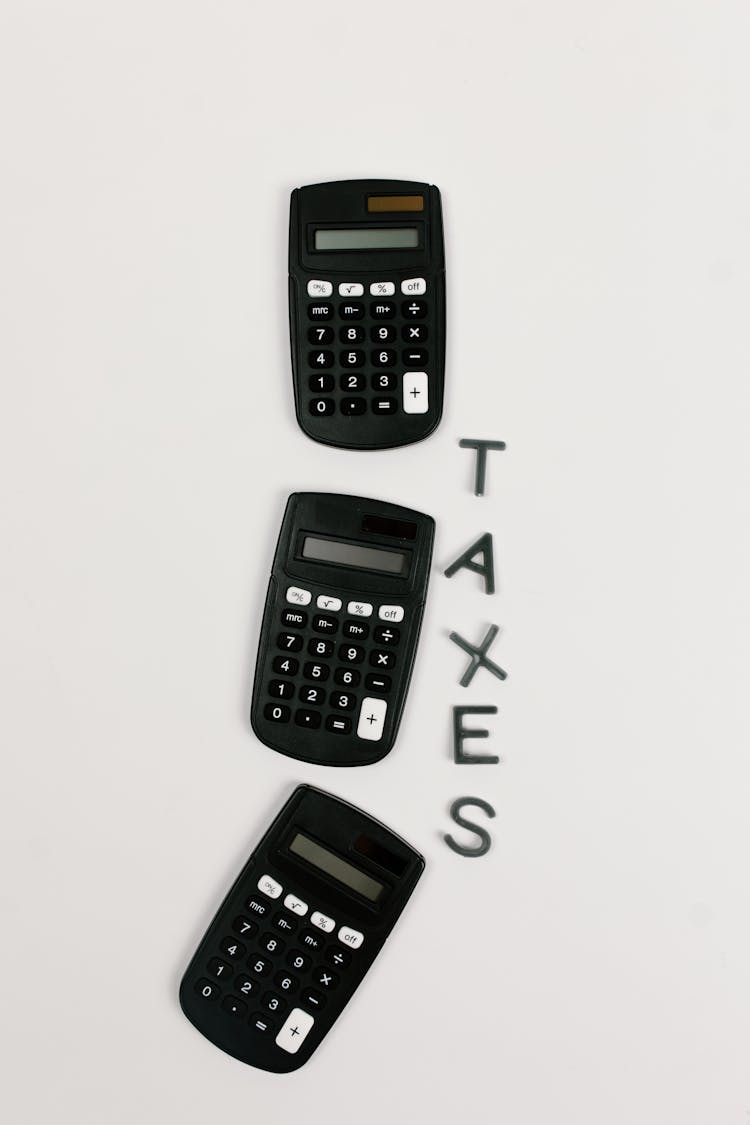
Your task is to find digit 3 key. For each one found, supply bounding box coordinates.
[289,179,445,450]
[179,785,425,1073]
[250,492,435,767]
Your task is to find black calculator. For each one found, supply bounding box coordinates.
[179,785,425,1073]
[250,492,434,767]
[289,178,445,450]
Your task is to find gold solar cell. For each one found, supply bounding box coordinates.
[367,194,424,213]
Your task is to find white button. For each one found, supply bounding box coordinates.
[400,277,427,295]
[286,586,312,606]
[347,601,373,617]
[370,281,395,296]
[357,697,387,741]
[316,594,342,611]
[284,893,308,916]
[257,873,283,899]
[378,604,404,623]
[275,1008,315,1054]
[311,910,336,933]
[338,926,364,949]
[338,282,364,297]
[307,279,332,297]
[403,371,428,414]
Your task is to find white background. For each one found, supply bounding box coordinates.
[1,2,749,1122]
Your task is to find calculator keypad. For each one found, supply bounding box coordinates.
[303,276,431,418]
[193,871,366,1055]
[262,586,407,744]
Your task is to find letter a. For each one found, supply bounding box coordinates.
[444,532,495,594]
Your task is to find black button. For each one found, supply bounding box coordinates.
[402,347,428,366]
[308,325,334,344]
[340,349,365,367]
[301,988,327,1011]
[260,932,286,955]
[370,300,396,319]
[371,348,397,367]
[268,679,295,700]
[295,708,322,729]
[221,995,247,1018]
[281,609,307,628]
[402,299,427,318]
[308,373,334,393]
[339,373,366,392]
[402,322,428,341]
[207,958,233,981]
[338,643,364,664]
[233,915,259,938]
[308,638,334,657]
[274,970,299,994]
[343,620,369,640]
[235,973,260,998]
[313,614,338,633]
[334,667,361,687]
[277,631,303,652]
[303,661,330,682]
[250,1012,275,1033]
[339,302,364,319]
[307,302,333,320]
[371,397,397,415]
[371,324,397,343]
[248,955,272,977]
[286,949,312,972]
[330,691,356,712]
[298,928,325,952]
[313,967,339,990]
[370,649,396,669]
[365,673,391,693]
[339,324,365,343]
[326,946,352,969]
[263,702,290,723]
[261,992,287,1017]
[325,715,352,734]
[309,397,335,416]
[341,397,367,416]
[272,655,299,676]
[273,913,298,934]
[298,684,326,706]
[220,937,247,960]
[374,626,400,645]
[308,349,333,368]
[245,898,269,918]
[194,978,219,1001]
[371,372,396,391]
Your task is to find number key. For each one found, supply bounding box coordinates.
[338,644,364,664]
[249,955,272,977]
[340,350,365,367]
[372,348,396,367]
[268,679,294,699]
[303,661,329,681]
[260,933,285,955]
[308,350,333,368]
[278,632,303,652]
[308,373,334,393]
[207,957,232,981]
[340,325,365,343]
[307,325,333,344]
[220,937,246,960]
[194,978,219,1001]
[264,702,290,723]
[274,971,299,993]
[308,638,334,658]
[235,974,259,997]
[262,991,287,1016]
[287,950,312,972]
[233,915,259,938]
[331,692,356,712]
[371,324,396,343]
[334,667,360,686]
[299,685,326,706]
[371,372,396,392]
[273,655,299,676]
[340,373,366,392]
[309,398,334,416]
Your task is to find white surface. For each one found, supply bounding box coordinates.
[1,2,749,1123]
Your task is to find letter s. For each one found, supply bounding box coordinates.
[443,797,496,857]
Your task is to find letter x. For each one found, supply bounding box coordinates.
[449,624,507,688]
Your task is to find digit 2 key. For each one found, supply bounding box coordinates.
[289,179,445,450]
[179,784,425,1072]
[250,492,435,766]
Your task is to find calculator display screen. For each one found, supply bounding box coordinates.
[301,535,407,575]
[289,832,385,902]
[313,228,419,251]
